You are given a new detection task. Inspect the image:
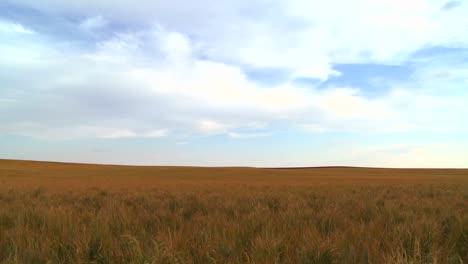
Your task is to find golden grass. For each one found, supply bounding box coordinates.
[0,159,467,263]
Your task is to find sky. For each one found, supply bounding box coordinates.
[1,0,468,167]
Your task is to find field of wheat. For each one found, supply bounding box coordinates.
[0,159,467,263]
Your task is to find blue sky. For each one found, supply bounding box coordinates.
[1,0,468,167]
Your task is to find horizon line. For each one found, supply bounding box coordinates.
[1,158,467,170]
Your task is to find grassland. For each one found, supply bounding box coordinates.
[0,159,467,264]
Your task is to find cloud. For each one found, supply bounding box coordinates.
[6,0,468,77]
[0,20,33,34]
[79,16,107,32]
[441,1,461,11]
[0,0,468,143]
[198,120,229,134]
[159,31,192,62]
[354,143,468,168]
[1,24,468,140]
[227,132,272,139]
[100,129,167,139]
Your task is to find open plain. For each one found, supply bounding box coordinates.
[0,159,467,263]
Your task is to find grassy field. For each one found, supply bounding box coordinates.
[0,159,467,264]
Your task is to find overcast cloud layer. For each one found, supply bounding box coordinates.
[1,0,468,167]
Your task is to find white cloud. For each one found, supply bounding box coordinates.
[79,16,107,32]
[7,2,463,71]
[6,0,468,79]
[101,129,137,139]
[198,120,228,134]
[285,0,465,62]
[354,143,468,168]
[2,23,468,140]
[0,21,34,34]
[227,132,271,138]
[2,0,468,168]
[317,88,393,118]
[1,0,468,144]
[100,129,167,139]
[159,31,192,62]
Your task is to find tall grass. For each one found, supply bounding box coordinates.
[0,160,467,263]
